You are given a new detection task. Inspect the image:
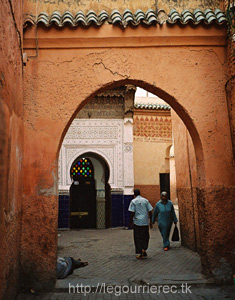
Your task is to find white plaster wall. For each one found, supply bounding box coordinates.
[123,118,134,194]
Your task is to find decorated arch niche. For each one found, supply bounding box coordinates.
[66,149,113,187]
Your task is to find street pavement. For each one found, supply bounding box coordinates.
[17,224,234,300]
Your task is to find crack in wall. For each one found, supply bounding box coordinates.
[188,48,227,73]
[93,59,130,79]
[206,49,227,73]
[8,0,23,72]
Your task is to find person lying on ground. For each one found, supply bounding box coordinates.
[57,256,88,279]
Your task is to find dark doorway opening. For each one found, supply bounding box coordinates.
[160,173,170,199]
[70,157,96,228]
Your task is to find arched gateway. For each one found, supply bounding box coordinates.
[21,10,235,290]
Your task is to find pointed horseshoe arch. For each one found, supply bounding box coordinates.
[59,79,205,186]
[67,149,112,185]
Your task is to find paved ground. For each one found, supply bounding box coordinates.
[17,286,235,300]
[56,227,203,287]
[17,224,235,300]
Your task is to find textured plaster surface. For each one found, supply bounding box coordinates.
[197,187,235,281]
[133,141,171,185]
[0,0,23,299]
[171,111,200,252]
[173,110,235,280]
[134,184,161,207]
[24,0,221,14]
[21,24,235,288]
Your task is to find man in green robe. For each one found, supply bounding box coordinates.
[152,191,178,251]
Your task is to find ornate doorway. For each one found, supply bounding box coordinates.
[69,157,96,228]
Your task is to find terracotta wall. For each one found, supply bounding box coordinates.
[224,0,235,161]
[134,184,160,207]
[171,111,200,252]
[24,0,221,14]
[0,1,23,299]
[22,23,234,287]
[158,0,221,13]
[169,156,177,204]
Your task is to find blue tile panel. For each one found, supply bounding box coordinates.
[58,195,70,229]
[123,195,133,227]
[111,194,123,227]
[111,194,133,227]
[58,194,133,228]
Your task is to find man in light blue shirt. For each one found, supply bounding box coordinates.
[128,189,153,259]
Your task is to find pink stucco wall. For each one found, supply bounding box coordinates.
[0,1,24,299]
[171,110,200,252]
[24,0,221,14]
[223,1,235,170]
[0,0,233,297]
[21,23,235,288]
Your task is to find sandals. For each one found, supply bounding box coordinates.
[142,250,147,257]
[136,250,147,260]
[136,254,145,260]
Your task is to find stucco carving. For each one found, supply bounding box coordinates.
[124,85,135,117]
[58,119,127,190]
[76,94,124,119]
[65,125,118,139]
[124,143,133,153]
